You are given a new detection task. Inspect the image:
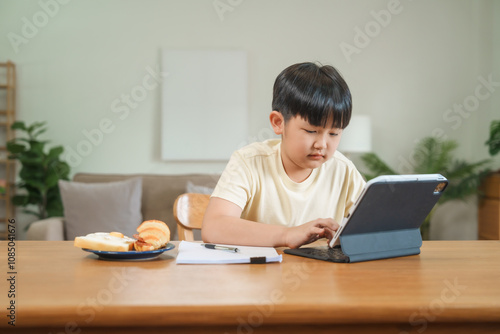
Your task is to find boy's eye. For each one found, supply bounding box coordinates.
[305,130,316,134]
[329,132,339,136]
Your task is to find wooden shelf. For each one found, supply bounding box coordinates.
[0,61,16,240]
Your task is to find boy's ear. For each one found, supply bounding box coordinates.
[270,111,285,135]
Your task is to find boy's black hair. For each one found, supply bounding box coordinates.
[272,62,352,129]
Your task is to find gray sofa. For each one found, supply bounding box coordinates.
[26,173,219,241]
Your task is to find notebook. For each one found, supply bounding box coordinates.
[176,241,282,264]
[284,174,448,263]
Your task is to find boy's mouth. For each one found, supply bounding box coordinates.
[308,153,324,160]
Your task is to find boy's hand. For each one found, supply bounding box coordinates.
[285,219,339,249]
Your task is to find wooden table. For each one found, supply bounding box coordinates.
[1,240,499,333]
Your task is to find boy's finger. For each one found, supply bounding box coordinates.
[310,226,325,236]
[319,219,338,228]
[319,222,339,231]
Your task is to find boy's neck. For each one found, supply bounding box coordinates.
[280,155,313,183]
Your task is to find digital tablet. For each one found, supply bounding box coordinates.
[284,174,448,263]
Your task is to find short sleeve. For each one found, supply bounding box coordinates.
[343,168,366,217]
[211,151,253,210]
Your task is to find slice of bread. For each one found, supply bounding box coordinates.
[135,220,170,250]
[74,232,135,252]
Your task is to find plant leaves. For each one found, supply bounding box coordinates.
[6,142,26,154]
[46,198,64,217]
[48,146,64,157]
[9,120,71,219]
[27,121,47,137]
[49,161,70,180]
[45,169,61,188]
[361,136,493,205]
[24,179,47,192]
[360,152,397,180]
[486,120,500,156]
[11,121,27,131]
[412,137,458,174]
[32,127,48,139]
[11,195,29,206]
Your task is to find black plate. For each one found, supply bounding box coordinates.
[82,243,175,261]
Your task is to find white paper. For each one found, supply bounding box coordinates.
[176,241,282,264]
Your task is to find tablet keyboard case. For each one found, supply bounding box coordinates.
[339,177,446,263]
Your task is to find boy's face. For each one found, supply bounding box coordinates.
[270,112,342,180]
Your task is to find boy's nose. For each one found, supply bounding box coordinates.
[313,136,327,149]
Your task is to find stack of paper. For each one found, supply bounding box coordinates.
[176,241,282,264]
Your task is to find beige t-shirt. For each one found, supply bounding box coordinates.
[212,139,366,226]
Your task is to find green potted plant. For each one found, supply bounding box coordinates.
[477,120,500,239]
[361,136,491,240]
[7,121,70,221]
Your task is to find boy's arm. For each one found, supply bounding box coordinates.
[201,197,339,248]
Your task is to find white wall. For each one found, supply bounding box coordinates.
[1,0,499,237]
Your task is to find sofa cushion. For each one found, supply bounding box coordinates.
[59,178,143,240]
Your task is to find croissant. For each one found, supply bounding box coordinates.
[133,220,170,251]
[133,235,156,251]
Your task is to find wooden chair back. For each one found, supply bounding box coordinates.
[173,193,210,241]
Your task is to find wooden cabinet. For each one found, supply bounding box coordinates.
[0,61,16,239]
[478,173,500,240]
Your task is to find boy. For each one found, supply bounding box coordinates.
[202,62,366,249]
